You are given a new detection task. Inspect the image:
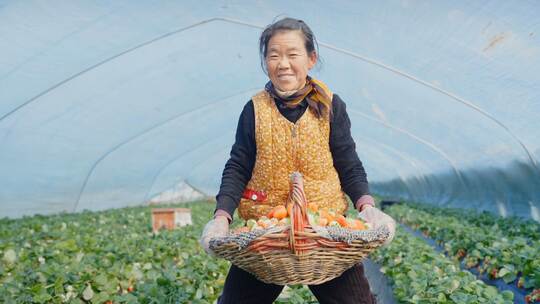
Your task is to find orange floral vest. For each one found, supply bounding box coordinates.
[237,90,349,220]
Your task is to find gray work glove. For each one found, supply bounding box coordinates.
[358,206,396,246]
[199,216,229,256]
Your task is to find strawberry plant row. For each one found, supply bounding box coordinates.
[0,202,232,303]
[1,199,525,303]
[386,203,540,303]
[399,223,530,304]
[372,227,514,303]
[0,201,320,303]
[401,202,540,240]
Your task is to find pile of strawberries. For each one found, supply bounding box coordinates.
[525,289,540,303]
[235,203,369,233]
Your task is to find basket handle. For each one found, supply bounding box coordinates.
[288,172,308,255]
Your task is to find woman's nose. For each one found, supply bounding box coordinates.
[278,57,290,69]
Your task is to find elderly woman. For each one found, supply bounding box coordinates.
[200,17,396,304]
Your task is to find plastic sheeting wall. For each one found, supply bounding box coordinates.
[0,1,539,219]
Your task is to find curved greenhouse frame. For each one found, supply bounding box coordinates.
[1,1,539,303]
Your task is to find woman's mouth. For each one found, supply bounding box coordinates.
[278,74,295,80]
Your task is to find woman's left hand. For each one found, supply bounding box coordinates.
[358,205,396,245]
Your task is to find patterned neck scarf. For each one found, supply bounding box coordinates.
[265,76,333,118]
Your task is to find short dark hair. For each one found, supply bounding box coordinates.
[259,17,321,74]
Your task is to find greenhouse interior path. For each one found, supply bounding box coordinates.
[363,258,397,304]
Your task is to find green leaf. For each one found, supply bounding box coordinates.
[447,279,460,293]
[156,277,170,287]
[54,277,64,297]
[502,272,517,284]
[449,292,469,303]
[523,277,535,289]
[94,273,108,289]
[195,287,203,299]
[498,268,511,277]
[411,294,421,302]
[33,292,52,303]
[437,293,446,302]
[501,290,514,301]
[483,286,498,299]
[90,291,110,304]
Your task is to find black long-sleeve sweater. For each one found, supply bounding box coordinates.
[215,93,370,218]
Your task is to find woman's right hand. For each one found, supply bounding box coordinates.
[199,216,229,256]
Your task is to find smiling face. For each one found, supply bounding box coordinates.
[265,30,317,92]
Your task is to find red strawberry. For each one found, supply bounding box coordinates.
[490,268,498,279]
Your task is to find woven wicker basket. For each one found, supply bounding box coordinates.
[209,172,390,285]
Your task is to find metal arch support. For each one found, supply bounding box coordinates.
[142,130,235,203]
[73,88,258,212]
[354,134,433,187]
[348,108,467,195]
[160,140,235,205]
[0,17,262,123]
[318,42,539,173]
[156,129,422,201]
[1,16,536,172]
[147,129,432,206]
[1,16,534,208]
[353,123,446,201]
[0,3,130,80]
[355,134,432,176]
[352,136,418,200]
[175,142,237,197]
